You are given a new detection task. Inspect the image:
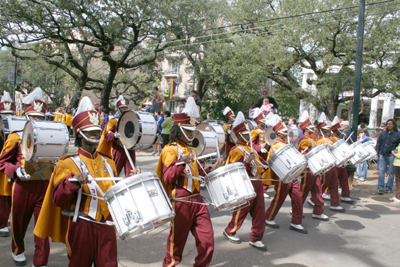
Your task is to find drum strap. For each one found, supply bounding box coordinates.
[173,145,196,192]
[236,146,257,176]
[257,129,266,147]
[170,194,212,206]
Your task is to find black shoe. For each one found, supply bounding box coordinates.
[265,222,279,229]
[290,225,308,234]
[384,189,392,193]
[378,190,384,195]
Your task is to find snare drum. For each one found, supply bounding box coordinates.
[269,144,308,183]
[348,141,369,165]
[196,122,225,150]
[329,139,355,167]
[204,163,256,211]
[305,145,336,175]
[246,120,257,131]
[22,120,69,162]
[193,130,219,156]
[362,141,377,162]
[104,172,175,240]
[118,110,158,149]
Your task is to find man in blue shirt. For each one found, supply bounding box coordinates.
[375,119,400,194]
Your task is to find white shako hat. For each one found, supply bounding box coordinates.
[173,96,199,131]
[253,108,267,124]
[23,87,47,117]
[71,96,102,135]
[330,116,341,132]
[0,91,15,114]
[232,111,250,137]
[115,95,129,109]
[298,110,315,131]
[317,112,331,130]
[222,106,235,120]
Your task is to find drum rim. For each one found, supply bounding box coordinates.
[104,172,160,200]
[22,120,36,162]
[205,162,247,181]
[269,144,299,163]
[305,144,327,159]
[117,110,137,149]
[196,123,225,150]
[213,192,257,211]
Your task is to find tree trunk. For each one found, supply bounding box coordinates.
[70,81,85,108]
[101,64,118,111]
[197,78,206,99]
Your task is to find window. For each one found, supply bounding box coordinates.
[169,100,176,113]
[167,62,180,75]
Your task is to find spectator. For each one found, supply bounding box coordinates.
[252,89,279,110]
[94,102,100,111]
[150,110,163,156]
[375,119,400,194]
[109,110,115,120]
[191,90,201,111]
[153,87,165,112]
[391,143,400,202]
[288,117,303,148]
[45,107,55,121]
[355,129,369,182]
[62,107,73,136]
[101,108,109,130]
[142,97,153,112]
[161,111,172,149]
[340,120,356,189]
[179,102,185,113]
[375,122,388,175]
[53,107,63,122]
[260,99,273,116]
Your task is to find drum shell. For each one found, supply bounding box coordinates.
[196,123,225,150]
[204,162,256,211]
[305,145,336,175]
[362,142,377,162]
[118,111,158,149]
[22,120,69,162]
[329,139,355,167]
[193,130,219,156]
[104,172,175,240]
[269,144,307,183]
[348,141,369,165]
[2,115,27,137]
[288,126,299,144]
[246,120,257,131]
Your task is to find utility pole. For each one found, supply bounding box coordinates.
[13,55,17,102]
[351,0,366,135]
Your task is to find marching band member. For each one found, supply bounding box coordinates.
[97,95,136,176]
[34,97,140,267]
[0,91,15,238]
[156,97,223,267]
[297,111,329,221]
[251,108,270,197]
[223,112,268,251]
[264,114,307,234]
[222,106,236,158]
[0,87,50,266]
[329,116,354,204]
[311,113,345,212]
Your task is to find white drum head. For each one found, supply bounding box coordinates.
[264,127,277,145]
[22,121,35,162]
[118,110,138,149]
[288,126,299,143]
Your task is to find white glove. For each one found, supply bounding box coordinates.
[227,129,231,134]
[16,167,29,180]
[261,148,267,153]
[114,132,121,139]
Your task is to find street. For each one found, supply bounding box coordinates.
[0,145,399,267]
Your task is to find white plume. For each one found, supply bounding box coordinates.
[181,97,199,118]
[232,111,245,129]
[115,95,125,106]
[318,112,327,124]
[265,114,281,127]
[331,116,340,126]
[253,108,264,119]
[299,110,309,123]
[23,87,43,104]
[222,106,233,116]
[1,91,13,102]
[74,96,96,118]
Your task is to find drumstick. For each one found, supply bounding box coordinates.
[176,152,218,165]
[214,136,220,159]
[123,144,137,172]
[69,177,123,182]
[346,132,354,143]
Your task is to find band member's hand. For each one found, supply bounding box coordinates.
[211,157,224,171]
[129,166,142,176]
[375,155,379,160]
[392,150,398,155]
[15,167,29,180]
[114,132,121,139]
[73,172,90,184]
[261,148,267,153]
[181,154,194,164]
[246,153,255,164]
[300,150,306,156]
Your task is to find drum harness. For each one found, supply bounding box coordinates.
[169,145,212,206]
[61,154,115,226]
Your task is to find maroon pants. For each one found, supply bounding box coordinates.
[337,166,350,198]
[0,195,11,228]
[163,195,214,267]
[11,180,50,266]
[300,170,324,215]
[225,181,266,242]
[66,218,118,267]
[266,180,303,225]
[112,146,136,176]
[311,167,340,206]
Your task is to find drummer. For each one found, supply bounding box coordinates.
[0,91,15,238]
[264,115,307,234]
[222,106,236,158]
[309,114,345,212]
[223,111,268,251]
[0,87,50,266]
[156,97,223,267]
[34,97,141,267]
[97,95,136,176]
[297,111,329,221]
[328,116,354,204]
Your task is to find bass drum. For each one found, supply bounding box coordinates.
[118,110,158,149]
[196,122,224,150]
[2,115,27,136]
[22,120,69,162]
[193,130,219,156]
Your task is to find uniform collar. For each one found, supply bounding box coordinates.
[275,137,286,144]
[78,147,98,159]
[236,141,248,147]
[257,125,264,131]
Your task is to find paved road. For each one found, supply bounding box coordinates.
[0,144,399,267]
